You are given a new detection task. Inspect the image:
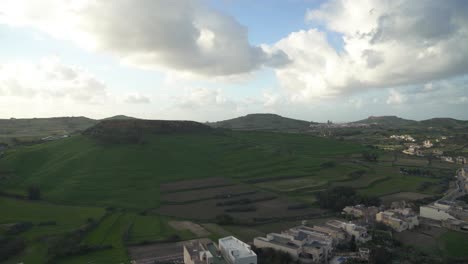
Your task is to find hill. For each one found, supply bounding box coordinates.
[209,113,314,131]
[102,115,137,120]
[0,130,361,209]
[419,118,468,128]
[83,119,212,143]
[353,116,418,127]
[0,117,97,145]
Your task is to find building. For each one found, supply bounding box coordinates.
[389,135,415,142]
[456,156,466,165]
[310,225,347,245]
[184,241,218,264]
[254,227,332,263]
[423,140,433,148]
[326,220,372,243]
[342,205,379,223]
[441,156,454,163]
[219,236,257,264]
[376,209,419,232]
[420,204,455,221]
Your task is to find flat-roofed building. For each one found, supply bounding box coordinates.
[254,229,331,263]
[326,220,372,243]
[184,240,227,264]
[376,208,419,232]
[218,236,257,264]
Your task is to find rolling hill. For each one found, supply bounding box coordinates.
[209,113,315,131]
[353,116,419,127]
[0,120,361,209]
[0,115,138,145]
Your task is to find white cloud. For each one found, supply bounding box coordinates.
[0,0,289,77]
[386,89,406,105]
[124,93,151,104]
[270,0,468,101]
[0,57,107,103]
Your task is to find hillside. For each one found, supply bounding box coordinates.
[209,113,314,131]
[419,118,468,128]
[0,117,98,144]
[353,116,419,127]
[84,119,213,143]
[0,130,361,209]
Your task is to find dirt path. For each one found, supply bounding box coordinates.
[168,221,210,237]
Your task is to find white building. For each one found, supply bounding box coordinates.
[219,236,257,264]
[326,220,372,243]
[254,227,332,263]
[420,205,456,221]
[456,156,466,165]
[441,156,454,163]
[423,140,433,148]
[376,209,419,232]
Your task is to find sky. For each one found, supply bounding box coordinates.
[0,0,467,122]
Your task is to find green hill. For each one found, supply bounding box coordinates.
[0,117,98,145]
[209,113,314,131]
[354,116,418,127]
[0,122,361,209]
[419,118,468,128]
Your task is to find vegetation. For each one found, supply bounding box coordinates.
[316,186,380,211]
[209,113,314,132]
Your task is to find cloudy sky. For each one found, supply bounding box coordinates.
[0,0,467,122]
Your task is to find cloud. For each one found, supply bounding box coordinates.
[0,57,107,103]
[0,0,289,77]
[270,0,468,100]
[124,93,151,104]
[386,89,406,105]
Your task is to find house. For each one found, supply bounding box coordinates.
[389,135,415,142]
[423,140,433,148]
[326,220,372,243]
[432,150,444,156]
[456,156,466,165]
[420,204,457,221]
[441,156,454,163]
[310,225,347,245]
[184,240,217,264]
[342,205,379,223]
[219,236,257,264]
[254,230,332,263]
[376,209,419,232]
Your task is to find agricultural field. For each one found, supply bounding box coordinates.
[0,126,463,262]
[0,197,105,263]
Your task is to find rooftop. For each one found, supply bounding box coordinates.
[219,236,256,259]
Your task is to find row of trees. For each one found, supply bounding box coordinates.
[315,186,380,212]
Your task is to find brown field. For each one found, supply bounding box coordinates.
[201,223,232,237]
[160,177,234,193]
[380,192,431,204]
[168,221,210,237]
[158,196,324,221]
[161,184,257,203]
[394,226,446,254]
[129,238,211,264]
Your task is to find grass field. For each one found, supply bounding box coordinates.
[0,197,105,263]
[0,131,362,209]
[0,129,461,262]
[438,231,468,258]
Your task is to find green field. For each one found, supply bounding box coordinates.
[0,131,362,209]
[438,231,468,258]
[0,198,104,263]
[0,129,460,262]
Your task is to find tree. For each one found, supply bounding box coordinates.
[362,151,379,162]
[27,185,41,200]
[350,235,357,252]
